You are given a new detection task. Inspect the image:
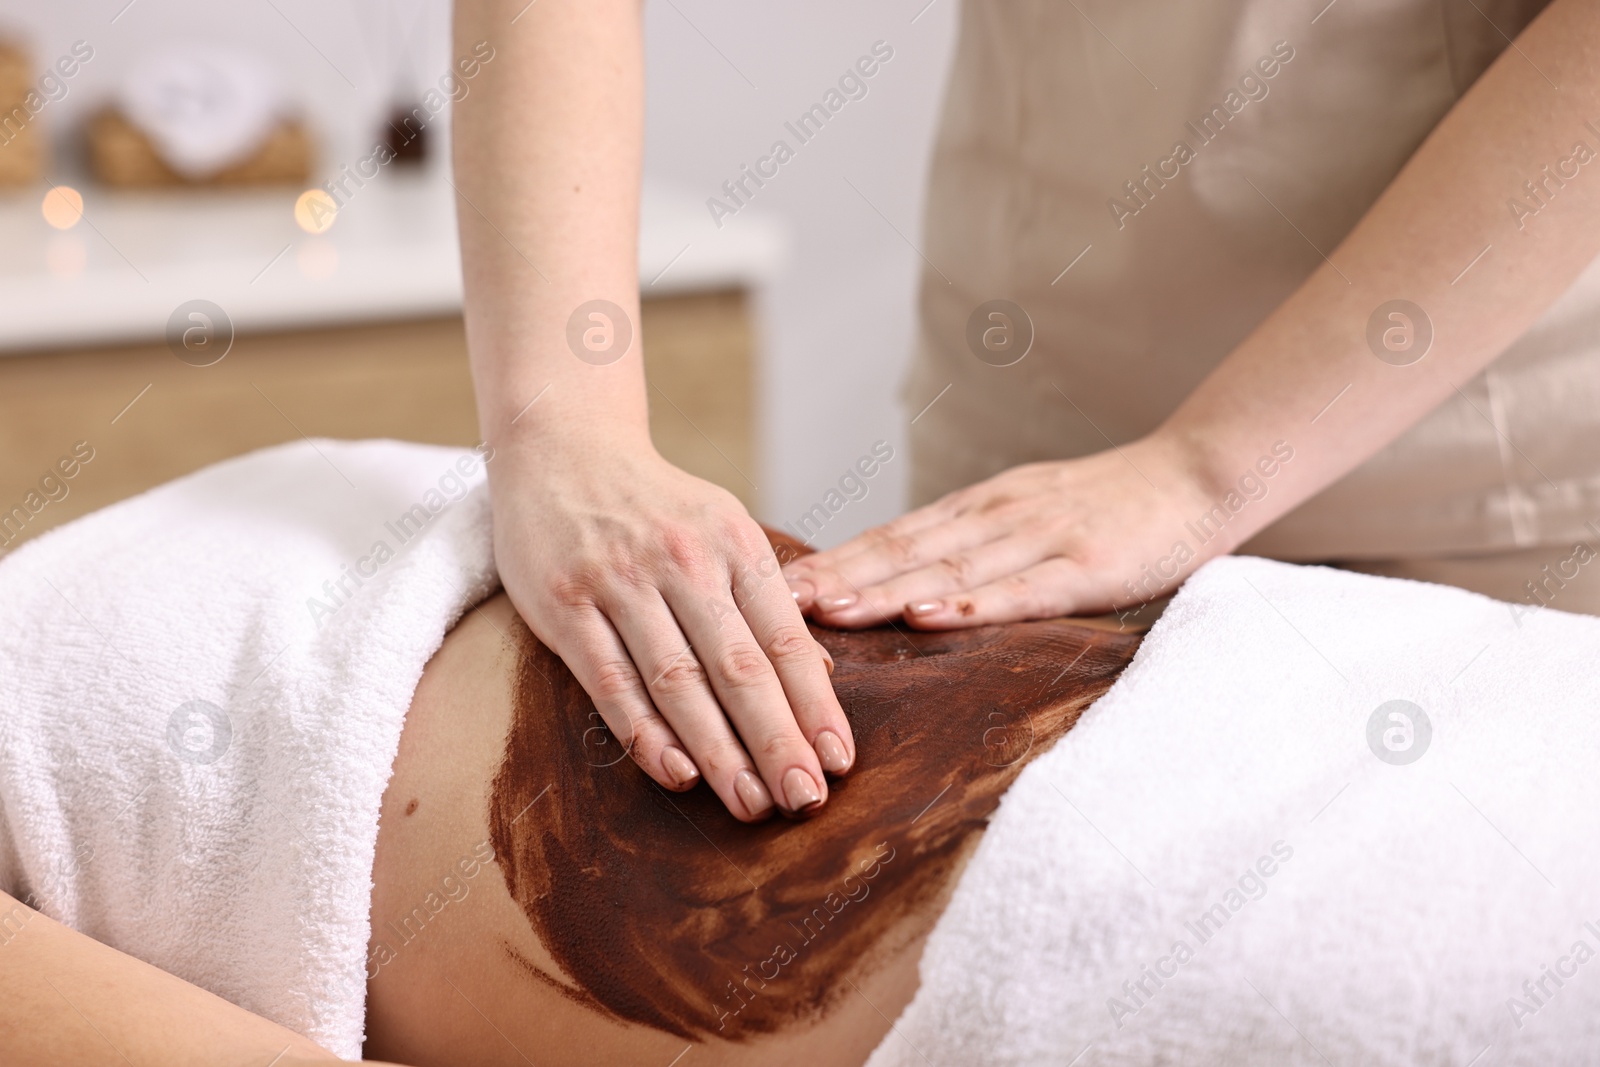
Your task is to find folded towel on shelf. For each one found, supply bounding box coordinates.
[0,439,498,1058]
[868,555,1600,1067]
[116,47,287,178]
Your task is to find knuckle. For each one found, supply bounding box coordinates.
[699,739,751,781]
[762,626,816,664]
[549,568,603,610]
[755,732,804,765]
[720,513,764,551]
[862,524,900,552]
[883,533,922,568]
[651,651,708,694]
[658,524,710,573]
[938,553,976,585]
[712,642,772,687]
[980,495,1022,522]
[587,657,642,702]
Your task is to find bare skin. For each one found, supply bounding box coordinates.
[453,0,851,824]
[364,567,1139,1066]
[362,593,932,1067]
[0,890,364,1066]
[788,0,1600,628]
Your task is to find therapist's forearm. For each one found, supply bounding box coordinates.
[1161,0,1600,546]
[453,0,649,452]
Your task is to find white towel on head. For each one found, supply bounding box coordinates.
[868,555,1600,1067]
[0,439,498,1058]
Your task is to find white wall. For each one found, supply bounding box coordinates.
[0,0,958,545]
[640,2,957,543]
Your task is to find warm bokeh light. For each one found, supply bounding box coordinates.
[41,186,84,230]
[294,188,338,234]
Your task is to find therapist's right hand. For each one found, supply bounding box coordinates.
[487,431,854,822]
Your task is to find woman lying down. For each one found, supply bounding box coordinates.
[0,439,1136,1066]
[6,440,1600,1067]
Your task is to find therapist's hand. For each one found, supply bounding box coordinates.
[784,435,1226,629]
[490,432,853,821]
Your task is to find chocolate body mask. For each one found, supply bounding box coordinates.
[488,532,1140,1041]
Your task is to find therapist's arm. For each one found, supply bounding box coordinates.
[789,0,1600,627]
[452,0,850,820]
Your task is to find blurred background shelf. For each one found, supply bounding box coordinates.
[0,293,758,547]
[0,176,786,351]
[0,177,782,544]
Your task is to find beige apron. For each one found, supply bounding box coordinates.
[907,0,1600,562]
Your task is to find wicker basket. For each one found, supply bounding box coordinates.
[0,41,45,187]
[87,106,312,188]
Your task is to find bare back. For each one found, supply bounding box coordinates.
[364,589,1138,1066]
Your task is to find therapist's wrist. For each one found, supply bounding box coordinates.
[1141,424,1293,554]
[477,366,652,460]
[485,413,657,485]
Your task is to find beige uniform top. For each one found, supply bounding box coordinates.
[907,0,1600,560]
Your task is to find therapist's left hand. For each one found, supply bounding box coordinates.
[783,435,1229,628]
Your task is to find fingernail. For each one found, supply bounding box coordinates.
[788,577,816,605]
[734,769,773,818]
[814,730,850,774]
[782,767,823,811]
[907,600,944,616]
[661,746,698,787]
[816,594,856,611]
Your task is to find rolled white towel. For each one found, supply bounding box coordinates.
[869,556,1600,1067]
[0,439,498,1057]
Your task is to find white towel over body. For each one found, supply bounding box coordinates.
[0,439,498,1058]
[869,556,1600,1067]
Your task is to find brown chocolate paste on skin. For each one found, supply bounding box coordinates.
[487,530,1141,1042]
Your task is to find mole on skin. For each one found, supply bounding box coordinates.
[404,799,418,817]
[486,530,1140,1043]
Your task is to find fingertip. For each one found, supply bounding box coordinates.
[787,575,817,610]
[813,592,857,613]
[733,768,775,821]
[901,604,945,629]
[660,745,700,789]
[780,766,826,818]
[809,598,877,629]
[814,728,852,775]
